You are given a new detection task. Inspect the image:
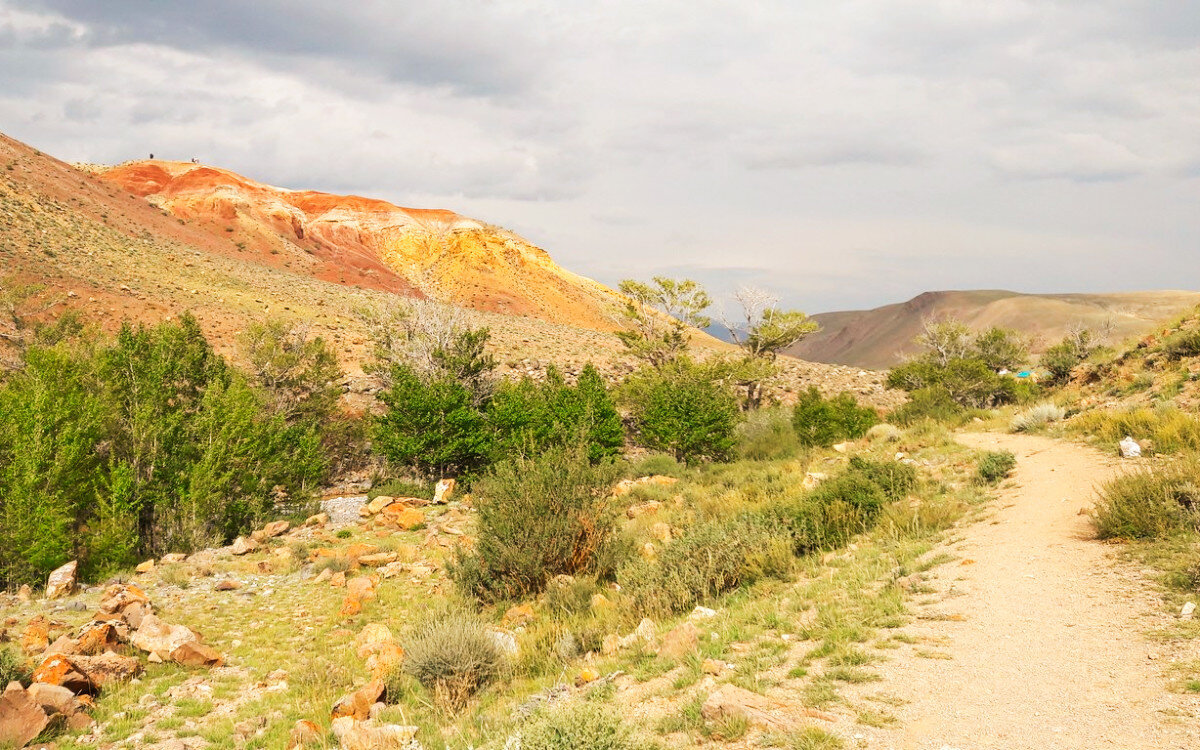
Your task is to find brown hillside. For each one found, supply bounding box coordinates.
[788,290,1200,369]
[0,132,897,406]
[94,160,626,330]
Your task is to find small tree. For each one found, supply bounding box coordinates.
[972,326,1029,372]
[1040,325,1095,384]
[914,317,974,366]
[723,285,819,407]
[625,358,739,463]
[615,277,711,366]
[240,319,342,424]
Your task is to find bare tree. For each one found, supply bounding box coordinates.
[914,317,974,366]
[722,285,819,360]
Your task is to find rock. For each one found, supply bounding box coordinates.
[26,682,76,715]
[651,522,672,543]
[659,622,699,660]
[1119,436,1142,458]
[489,630,519,658]
[20,616,50,654]
[344,544,380,561]
[16,585,30,603]
[75,622,123,655]
[690,606,717,620]
[0,684,50,748]
[382,507,425,530]
[433,478,456,504]
[353,624,395,659]
[575,667,599,686]
[331,716,419,750]
[45,635,79,656]
[161,553,187,564]
[832,441,852,453]
[98,584,151,630]
[612,475,680,497]
[346,577,376,601]
[701,658,725,675]
[357,553,398,568]
[45,560,78,600]
[364,496,396,516]
[33,651,143,692]
[331,681,384,721]
[626,500,661,519]
[634,618,656,645]
[1182,601,1196,620]
[171,641,225,668]
[330,572,347,588]
[639,542,657,561]
[304,513,330,527]
[313,568,332,584]
[803,472,830,490]
[288,719,322,749]
[230,536,260,555]
[701,684,796,731]
[136,559,156,574]
[214,580,241,591]
[866,423,902,442]
[259,520,290,539]
[601,633,622,656]
[590,593,611,610]
[502,604,535,628]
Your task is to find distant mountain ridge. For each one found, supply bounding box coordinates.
[786,289,1200,369]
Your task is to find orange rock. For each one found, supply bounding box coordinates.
[339,596,363,617]
[330,681,384,721]
[502,603,535,628]
[288,719,322,749]
[171,641,225,668]
[345,543,380,561]
[19,615,50,654]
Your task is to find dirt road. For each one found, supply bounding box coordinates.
[861,432,1198,749]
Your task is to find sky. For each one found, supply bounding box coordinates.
[1,1,1198,313]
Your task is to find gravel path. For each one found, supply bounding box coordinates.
[860,432,1198,749]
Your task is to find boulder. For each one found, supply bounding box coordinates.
[353,624,395,660]
[160,553,187,564]
[26,682,76,715]
[659,621,699,660]
[259,520,291,539]
[19,616,50,654]
[380,506,424,530]
[488,630,519,659]
[0,684,49,748]
[230,536,260,556]
[171,641,225,668]
[135,559,156,574]
[75,621,123,656]
[214,580,241,592]
[132,615,199,660]
[651,522,672,543]
[331,681,384,721]
[701,684,833,730]
[288,719,322,749]
[626,500,661,518]
[433,478,456,504]
[32,653,96,694]
[45,560,78,600]
[304,513,330,527]
[331,716,418,750]
[803,472,830,490]
[501,603,535,628]
[357,553,398,568]
[364,496,396,516]
[16,585,30,602]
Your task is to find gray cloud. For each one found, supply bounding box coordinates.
[1,0,1198,313]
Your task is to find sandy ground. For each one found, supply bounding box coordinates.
[860,432,1198,749]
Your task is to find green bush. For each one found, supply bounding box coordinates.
[737,407,801,460]
[0,315,326,587]
[1039,329,1095,385]
[518,700,642,750]
[619,515,792,615]
[769,458,915,554]
[373,365,493,479]
[976,451,1016,485]
[449,442,625,602]
[792,388,878,448]
[1094,456,1200,540]
[1161,329,1200,360]
[402,609,504,711]
[488,364,624,464]
[626,360,739,464]
[626,453,686,479]
[0,645,30,687]
[887,387,966,426]
[887,359,1018,409]
[1069,407,1200,454]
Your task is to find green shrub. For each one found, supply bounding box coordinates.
[1094,456,1200,540]
[769,458,915,554]
[887,387,966,426]
[626,360,739,463]
[976,451,1016,485]
[374,365,492,479]
[449,443,625,602]
[0,315,325,587]
[1039,329,1095,385]
[1161,329,1200,360]
[1069,407,1200,455]
[887,359,1018,409]
[518,700,642,750]
[626,453,686,479]
[368,478,433,501]
[737,407,801,460]
[402,609,504,711]
[792,388,878,447]
[0,645,30,687]
[619,515,792,615]
[488,364,624,464]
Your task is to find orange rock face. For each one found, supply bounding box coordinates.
[98,161,626,330]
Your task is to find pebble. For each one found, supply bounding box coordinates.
[321,495,368,525]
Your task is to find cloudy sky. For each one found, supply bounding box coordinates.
[2,1,1198,313]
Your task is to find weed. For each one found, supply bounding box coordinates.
[402,609,504,712]
[1011,403,1065,432]
[517,700,642,750]
[976,451,1016,485]
[1094,455,1200,539]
